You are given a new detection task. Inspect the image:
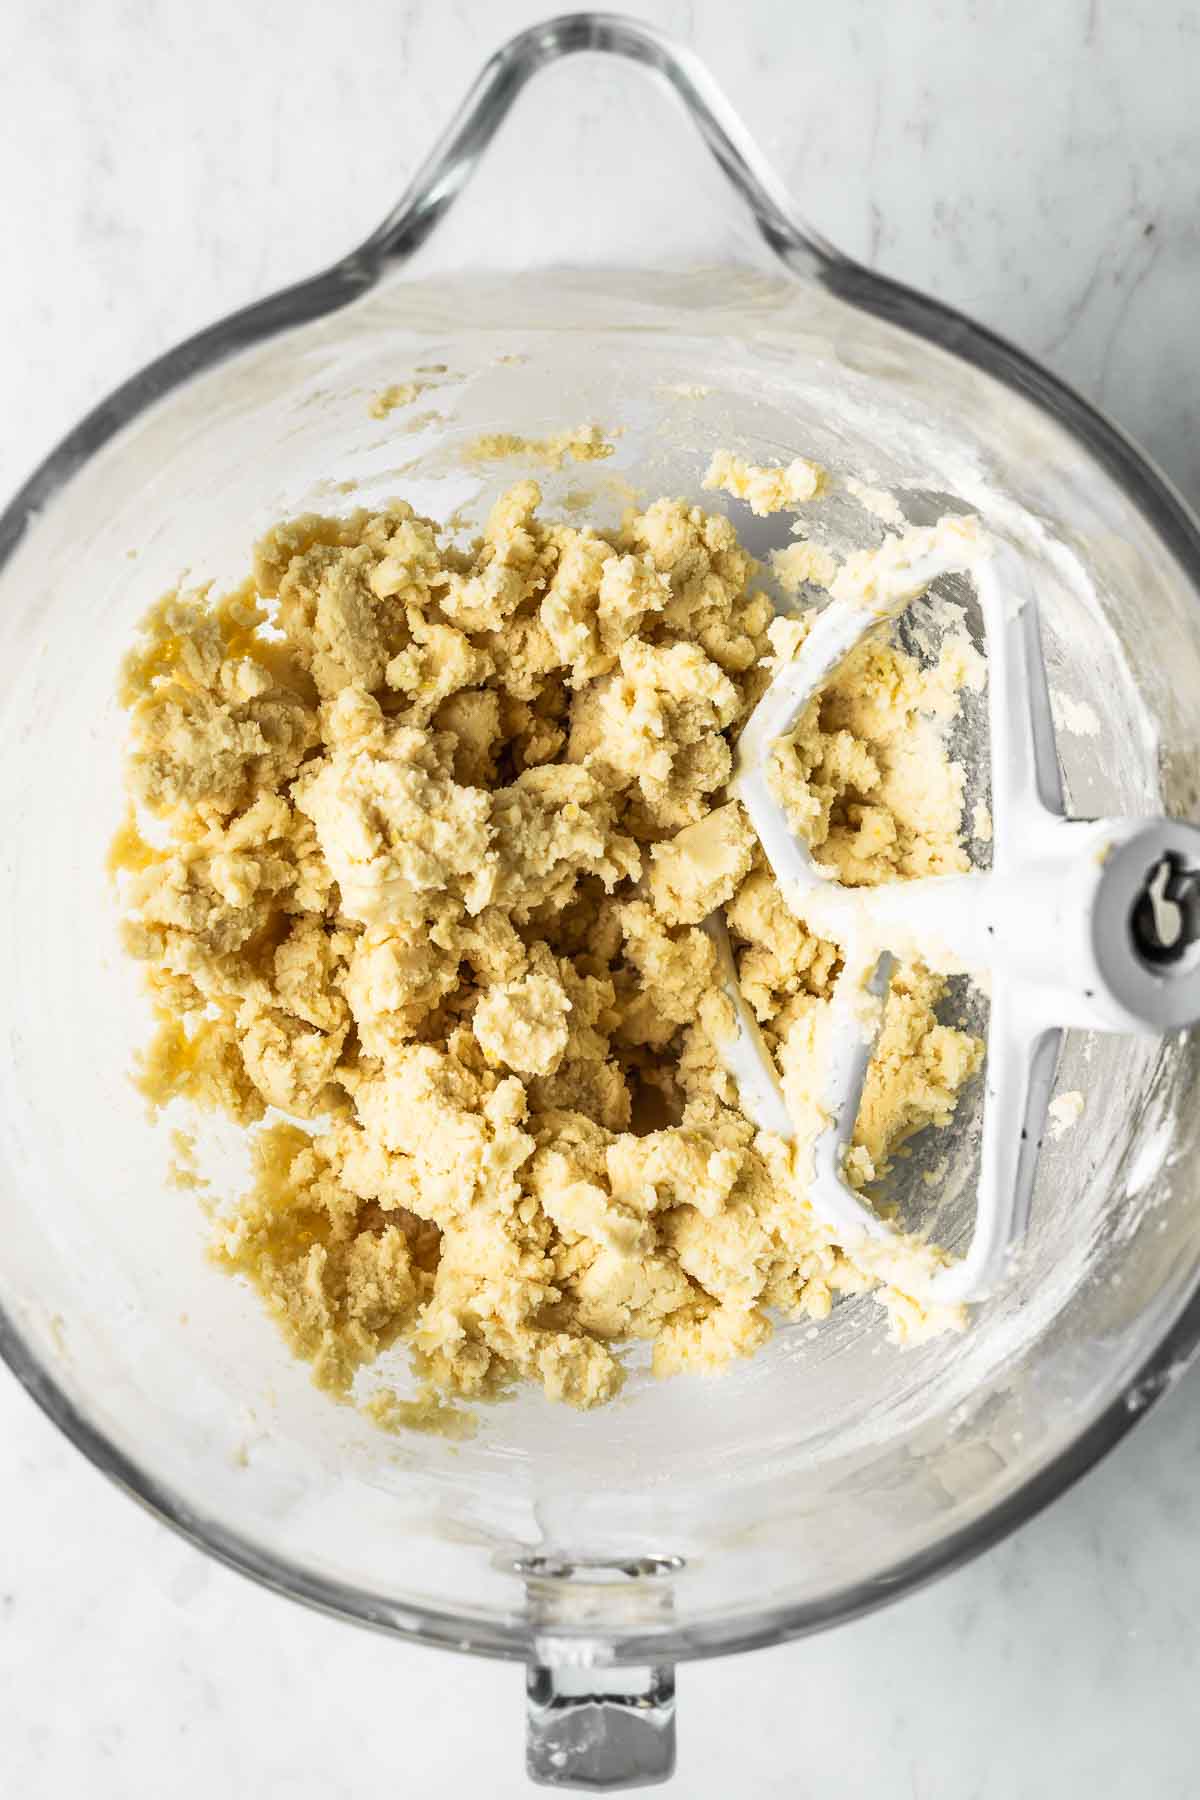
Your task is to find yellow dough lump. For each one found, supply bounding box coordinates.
[114,468,983,1419]
[703,449,825,515]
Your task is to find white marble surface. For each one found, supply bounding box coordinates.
[3,1,1200,1792]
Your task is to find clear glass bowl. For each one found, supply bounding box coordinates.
[3,17,1200,1788]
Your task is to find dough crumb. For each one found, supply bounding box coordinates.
[703,449,826,515]
[649,803,757,926]
[844,476,905,526]
[465,425,616,470]
[1048,1090,1086,1137]
[167,1127,208,1191]
[369,382,427,419]
[473,963,572,1075]
[771,540,838,593]
[361,1386,477,1441]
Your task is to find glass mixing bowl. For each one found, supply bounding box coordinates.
[3,16,1200,1788]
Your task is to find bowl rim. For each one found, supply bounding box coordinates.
[4,10,1200,1666]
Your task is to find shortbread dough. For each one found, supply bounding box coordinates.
[115,459,982,1417]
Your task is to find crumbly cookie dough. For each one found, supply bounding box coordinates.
[114,462,983,1419]
[465,425,616,471]
[770,540,838,594]
[703,449,826,515]
[369,382,427,420]
[1047,1090,1085,1137]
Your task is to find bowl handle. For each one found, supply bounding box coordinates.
[526,1658,676,1790]
[355,12,835,282]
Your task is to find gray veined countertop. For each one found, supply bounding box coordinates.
[3,1,1200,1794]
